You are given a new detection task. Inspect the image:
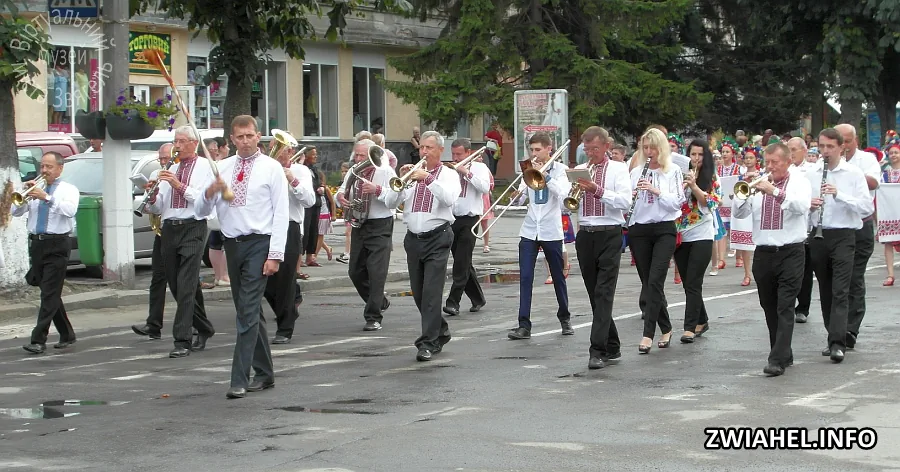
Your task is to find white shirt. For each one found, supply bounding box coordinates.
[338,162,402,220]
[845,149,881,202]
[734,172,811,246]
[11,179,79,235]
[195,151,290,261]
[400,163,460,234]
[575,159,632,226]
[518,160,570,241]
[627,165,685,226]
[452,161,491,217]
[147,157,216,221]
[671,152,691,173]
[790,161,815,175]
[287,163,316,224]
[806,158,874,230]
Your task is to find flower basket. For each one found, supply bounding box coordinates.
[74,111,106,139]
[104,89,179,141]
[105,114,155,140]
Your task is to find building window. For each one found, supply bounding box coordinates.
[352,66,385,135]
[187,56,210,129]
[48,45,100,133]
[303,63,338,137]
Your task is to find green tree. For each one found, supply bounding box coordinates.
[385,0,711,138]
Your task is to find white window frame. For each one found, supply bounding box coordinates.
[303,63,340,139]
[352,66,386,136]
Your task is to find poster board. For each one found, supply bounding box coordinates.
[513,89,568,173]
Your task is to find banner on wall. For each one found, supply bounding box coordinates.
[129,32,172,75]
[513,89,568,172]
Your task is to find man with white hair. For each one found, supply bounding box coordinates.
[145,126,217,358]
[372,133,398,170]
[786,137,815,324]
[337,139,401,331]
[835,123,880,348]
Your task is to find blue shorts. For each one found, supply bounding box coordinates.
[208,230,224,250]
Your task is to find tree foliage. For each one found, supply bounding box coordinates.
[385,0,711,138]
[0,0,50,101]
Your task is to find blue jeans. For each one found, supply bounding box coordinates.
[518,237,570,329]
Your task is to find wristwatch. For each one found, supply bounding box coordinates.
[772,188,781,198]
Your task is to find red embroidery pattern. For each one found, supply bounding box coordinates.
[411,165,442,213]
[230,153,259,207]
[171,157,196,209]
[720,206,732,218]
[459,172,468,198]
[354,166,377,214]
[888,169,900,183]
[583,162,608,217]
[760,176,790,230]
[877,219,900,238]
[643,171,657,204]
[717,163,738,177]
[731,230,753,245]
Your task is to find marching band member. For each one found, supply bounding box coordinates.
[145,126,217,358]
[264,142,316,344]
[13,152,79,354]
[627,128,686,354]
[734,143,811,376]
[835,124,881,349]
[787,137,815,323]
[397,131,460,361]
[730,149,760,286]
[807,128,873,363]
[508,132,573,341]
[572,126,631,369]
[675,140,721,344]
[337,139,401,331]
[879,140,900,286]
[444,138,491,316]
[196,115,289,398]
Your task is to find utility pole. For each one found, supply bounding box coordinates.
[101,0,136,288]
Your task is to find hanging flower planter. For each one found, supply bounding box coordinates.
[103,89,179,141]
[105,114,156,140]
[74,111,106,140]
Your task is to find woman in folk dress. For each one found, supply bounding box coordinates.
[879,141,900,286]
[715,143,741,270]
[730,148,760,286]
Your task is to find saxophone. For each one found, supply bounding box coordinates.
[344,145,384,228]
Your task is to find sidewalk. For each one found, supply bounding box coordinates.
[0,210,528,323]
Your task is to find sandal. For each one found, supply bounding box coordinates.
[307,261,322,267]
[296,273,310,280]
[639,337,653,354]
[483,246,490,253]
[545,276,553,285]
[695,323,710,337]
[736,258,744,268]
[326,247,333,261]
[200,282,215,289]
[717,260,725,270]
[741,276,751,287]
[674,276,682,284]
[658,332,672,348]
[884,276,895,286]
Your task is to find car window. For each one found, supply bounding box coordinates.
[62,158,141,194]
[17,147,41,180]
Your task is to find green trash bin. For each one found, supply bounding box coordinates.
[75,195,103,266]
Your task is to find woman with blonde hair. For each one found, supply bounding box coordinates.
[627,128,686,354]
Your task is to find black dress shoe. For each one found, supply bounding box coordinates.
[588,357,605,369]
[132,324,161,339]
[845,332,857,349]
[603,351,622,361]
[560,321,575,336]
[763,364,785,376]
[381,294,390,313]
[272,335,291,344]
[469,302,486,313]
[795,312,808,323]
[23,343,46,354]
[226,387,247,399]
[169,347,191,358]
[442,306,460,316]
[830,346,844,363]
[822,347,832,356]
[191,334,211,352]
[247,379,275,392]
[416,348,433,361]
[54,339,76,349]
[364,321,382,331]
[508,327,531,340]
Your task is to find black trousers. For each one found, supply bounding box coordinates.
[848,219,875,337]
[302,205,321,255]
[446,215,486,310]
[146,235,207,334]
[575,227,622,358]
[349,217,393,323]
[28,237,75,345]
[404,224,453,351]
[628,221,676,339]
[753,244,805,368]
[162,219,215,349]
[809,228,856,349]
[264,221,302,338]
[674,239,712,331]
[795,242,814,315]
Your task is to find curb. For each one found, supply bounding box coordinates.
[0,257,519,324]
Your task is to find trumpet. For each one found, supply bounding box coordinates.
[523,140,571,190]
[733,174,770,200]
[389,157,427,192]
[444,146,487,171]
[135,149,180,217]
[12,174,48,206]
[562,163,598,212]
[472,172,525,239]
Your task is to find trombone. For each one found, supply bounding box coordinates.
[389,157,426,192]
[12,174,48,206]
[563,162,598,212]
[471,172,525,239]
[444,146,487,171]
[733,174,770,200]
[523,140,571,190]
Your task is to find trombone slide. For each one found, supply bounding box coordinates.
[471,173,524,239]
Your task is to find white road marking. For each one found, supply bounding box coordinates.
[277,359,354,372]
[111,373,153,380]
[509,442,585,451]
[787,362,900,412]
[375,358,452,376]
[271,337,387,357]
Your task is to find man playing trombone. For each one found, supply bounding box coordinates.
[570,127,632,368]
[508,132,573,340]
[444,138,491,316]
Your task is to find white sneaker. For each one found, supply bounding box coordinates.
[215,279,231,287]
[709,269,719,276]
[483,246,490,253]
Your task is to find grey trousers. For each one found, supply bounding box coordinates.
[349,217,393,323]
[162,219,214,349]
[848,219,875,337]
[404,224,453,351]
[223,235,275,388]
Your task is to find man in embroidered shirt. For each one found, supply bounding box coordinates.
[835,124,880,349]
[13,152,79,354]
[572,126,632,369]
[146,126,217,358]
[807,128,874,363]
[337,139,401,332]
[197,115,290,398]
[443,138,491,317]
[508,131,573,341]
[787,137,815,324]
[735,143,812,376]
[397,131,461,361]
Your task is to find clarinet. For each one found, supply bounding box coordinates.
[813,158,829,239]
[625,159,652,226]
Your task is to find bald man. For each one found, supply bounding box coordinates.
[834,124,880,349]
[786,137,815,323]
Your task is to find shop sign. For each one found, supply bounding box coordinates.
[49,0,99,19]
[129,32,172,75]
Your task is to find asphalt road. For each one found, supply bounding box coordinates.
[2,234,899,471]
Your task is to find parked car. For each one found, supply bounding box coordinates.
[16,132,80,181]
[62,151,161,276]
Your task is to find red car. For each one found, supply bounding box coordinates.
[15,132,80,181]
